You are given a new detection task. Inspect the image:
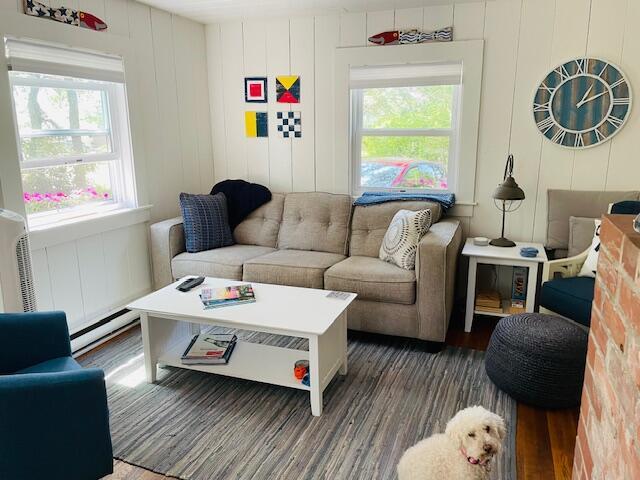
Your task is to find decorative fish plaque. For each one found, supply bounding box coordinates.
[368,27,453,45]
[24,0,108,31]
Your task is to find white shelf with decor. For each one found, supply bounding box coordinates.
[462,239,548,332]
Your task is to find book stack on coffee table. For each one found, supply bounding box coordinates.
[181,334,237,365]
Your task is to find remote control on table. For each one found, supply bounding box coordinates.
[176,276,205,292]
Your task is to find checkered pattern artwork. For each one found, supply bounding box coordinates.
[276,111,302,138]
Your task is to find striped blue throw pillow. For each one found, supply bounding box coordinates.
[179,192,234,253]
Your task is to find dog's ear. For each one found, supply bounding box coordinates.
[493,414,506,441]
[444,412,465,445]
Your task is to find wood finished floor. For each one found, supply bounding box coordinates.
[97,313,578,480]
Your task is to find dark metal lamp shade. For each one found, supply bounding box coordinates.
[490,154,524,247]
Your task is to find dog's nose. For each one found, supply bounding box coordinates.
[483,444,493,454]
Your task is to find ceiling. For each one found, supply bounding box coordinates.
[136,0,483,24]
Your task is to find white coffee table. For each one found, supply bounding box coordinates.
[127,277,356,416]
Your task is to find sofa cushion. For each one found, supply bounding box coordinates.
[568,216,599,257]
[324,256,416,305]
[234,193,285,248]
[350,200,442,258]
[277,192,352,254]
[243,249,346,289]
[540,276,595,327]
[179,192,234,253]
[15,356,81,374]
[172,245,276,281]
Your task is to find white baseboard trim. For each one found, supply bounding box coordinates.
[72,310,139,356]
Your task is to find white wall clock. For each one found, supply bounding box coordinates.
[533,58,632,149]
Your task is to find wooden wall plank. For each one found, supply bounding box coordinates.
[532,0,591,243]
[503,0,555,242]
[221,22,247,180]
[606,0,640,191]
[572,0,629,191]
[290,16,315,191]
[126,223,152,296]
[266,18,292,192]
[394,7,424,30]
[314,14,339,193]
[172,15,201,194]
[192,24,215,193]
[150,8,184,216]
[47,242,85,328]
[76,234,109,320]
[242,20,270,186]
[102,228,131,309]
[469,0,522,238]
[423,5,454,31]
[206,24,228,183]
[339,12,366,47]
[366,10,394,45]
[453,2,486,40]
[103,0,128,37]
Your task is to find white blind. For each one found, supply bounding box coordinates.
[350,62,462,89]
[4,38,124,83]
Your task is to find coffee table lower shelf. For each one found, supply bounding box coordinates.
[157,340,310,391]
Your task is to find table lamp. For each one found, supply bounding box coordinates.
[490,154,525,247]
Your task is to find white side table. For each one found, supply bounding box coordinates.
[462,239,548,332]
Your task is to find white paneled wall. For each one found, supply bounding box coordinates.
[30,222,151,333]
[206,0,640,243]
[0,1,212,327]
[1,0,213,222]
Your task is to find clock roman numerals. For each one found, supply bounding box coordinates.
[533,101,551,112]
[537,117,555,134]
[612,97,630,106]
[534,58,630,148]
[606,116,624,128]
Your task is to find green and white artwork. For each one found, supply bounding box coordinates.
[533,58,631,149]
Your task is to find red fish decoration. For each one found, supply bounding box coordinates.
[368,27,453,45]
[24,0,108,31]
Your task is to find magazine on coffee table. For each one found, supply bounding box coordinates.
[181,333,237,365]
[199,284,255,309]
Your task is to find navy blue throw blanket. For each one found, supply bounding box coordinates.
[211,179,272,229]
[353,191,456,211]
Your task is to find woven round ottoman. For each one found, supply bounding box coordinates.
[485,313,588,409]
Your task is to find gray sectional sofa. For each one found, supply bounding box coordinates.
[150,192,462,343]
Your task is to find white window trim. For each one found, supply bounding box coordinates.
[8,72,137,228]
[350,86,461,196]
[335,40,484,206]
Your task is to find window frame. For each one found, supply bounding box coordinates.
[350,84,461,195]
[8,72,134,227]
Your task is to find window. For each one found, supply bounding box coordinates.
[5,38,135,226]
[350,63,461,194]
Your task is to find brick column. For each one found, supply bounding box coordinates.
[572,215,640,479]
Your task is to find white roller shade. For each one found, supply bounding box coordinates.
[350,62,462,89]
[4,37,124,83]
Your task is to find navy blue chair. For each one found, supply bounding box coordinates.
[540,200,640,328]
[0,311,113,480]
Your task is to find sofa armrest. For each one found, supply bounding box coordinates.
[542,248,589,282]
[415,218,463,342]
[0,311,71,374]
[0,369,113,479]
[150,216,186,289]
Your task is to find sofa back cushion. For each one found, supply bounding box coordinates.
[277,192,352,254]
[234,193,285,248]
[350,200,442,258]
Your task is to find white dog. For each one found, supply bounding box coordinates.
[397,406,506,480]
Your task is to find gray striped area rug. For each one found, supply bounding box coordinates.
[80,327,516,479]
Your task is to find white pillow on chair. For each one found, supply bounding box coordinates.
[379,209,432,270]
[578,219,601,278]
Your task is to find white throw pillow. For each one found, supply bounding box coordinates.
[379,209,432,270]
[578,219,602,278]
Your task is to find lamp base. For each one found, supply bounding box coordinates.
[490,237,516,247]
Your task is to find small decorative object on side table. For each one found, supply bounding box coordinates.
[462,238,548,332]
[490,154,525,247]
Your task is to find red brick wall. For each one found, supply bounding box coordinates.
[572,215,640,480]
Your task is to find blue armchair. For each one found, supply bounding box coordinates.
[0,311,113,480]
